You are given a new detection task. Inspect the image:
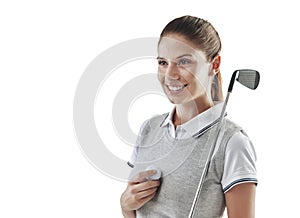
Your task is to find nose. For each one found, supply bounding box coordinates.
[165,62,180,80]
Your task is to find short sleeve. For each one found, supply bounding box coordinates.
[222,130,258,193]
[127,119,149,168]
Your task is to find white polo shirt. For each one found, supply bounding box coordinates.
[130,103,257,192]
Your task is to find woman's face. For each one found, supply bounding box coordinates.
[157,34,213,105]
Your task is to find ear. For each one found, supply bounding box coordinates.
[209,55,221,76]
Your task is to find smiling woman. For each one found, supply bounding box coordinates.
[120,15,257,218]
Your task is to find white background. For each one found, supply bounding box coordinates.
[1,0,299,217]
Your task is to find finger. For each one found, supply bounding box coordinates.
[135,180,160,192]
[135,187,158,200]
[138,191,157,206]
[127,180,160,196]
[131,170,158,183]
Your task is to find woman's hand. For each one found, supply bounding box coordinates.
[120,170,161,218]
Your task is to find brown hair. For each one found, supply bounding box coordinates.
[159,15,223,102]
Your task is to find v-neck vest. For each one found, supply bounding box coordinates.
[131,114,242,218]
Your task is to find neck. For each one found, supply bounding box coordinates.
[173,96,213,128]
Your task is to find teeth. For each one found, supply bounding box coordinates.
[167,85,186,91]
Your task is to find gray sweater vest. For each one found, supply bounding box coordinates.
[130,114,242,218]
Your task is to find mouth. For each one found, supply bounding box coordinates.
[166,84,188,93]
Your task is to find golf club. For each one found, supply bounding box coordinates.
[188,69,260,217]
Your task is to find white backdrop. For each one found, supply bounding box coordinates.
[1,0,299,217]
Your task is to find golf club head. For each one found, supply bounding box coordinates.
[236,69,260,90]
[228,69,260,92]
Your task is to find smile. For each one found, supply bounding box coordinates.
[166,84,188,92]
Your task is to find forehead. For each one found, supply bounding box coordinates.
[157,35,207,61]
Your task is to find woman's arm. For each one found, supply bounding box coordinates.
[225,183,256,218]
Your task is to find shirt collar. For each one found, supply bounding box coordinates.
[161,103,224,138]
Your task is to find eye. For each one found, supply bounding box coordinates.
[158,60,168,66]
[178,58,191,66]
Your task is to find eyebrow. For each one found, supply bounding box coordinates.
[157,54,193,60]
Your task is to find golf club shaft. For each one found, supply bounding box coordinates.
[188,69,259,216]
[188,92,231,218]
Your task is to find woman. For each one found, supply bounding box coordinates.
[120,15,257,218]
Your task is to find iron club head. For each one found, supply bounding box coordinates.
[236,69,260,90]
[228,69,260,92]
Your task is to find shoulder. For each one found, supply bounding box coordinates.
[148,113,169,125]
[139,113,169,134]
[217,119,243,149]
[220,119,256,155]
[226,130,257,161]
[222,119,242,133]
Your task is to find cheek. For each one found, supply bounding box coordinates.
[178,67,197,82]
[186,69,209,93]
[177,64,198,78]
[157,72,164,84]
[194,64,211,85]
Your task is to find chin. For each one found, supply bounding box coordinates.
[166,96,191,105]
